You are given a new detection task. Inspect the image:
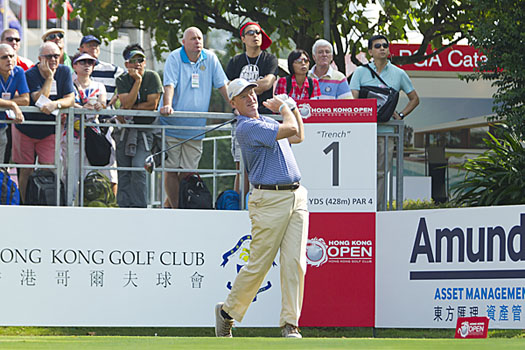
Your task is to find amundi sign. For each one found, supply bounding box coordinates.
[410,213,525,263]
[410,214,525,264]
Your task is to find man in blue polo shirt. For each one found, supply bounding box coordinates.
[214,78,308,339]
[159,26,229,208]
[309,39,351,99]
[0,43,29,163]
[350,34,419,210]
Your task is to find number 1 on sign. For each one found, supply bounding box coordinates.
[323,141,339,186]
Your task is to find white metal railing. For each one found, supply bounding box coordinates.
[1,106,404,209]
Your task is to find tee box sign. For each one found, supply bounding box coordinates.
[455,317,490,339]
[293,99,377,213]
[293,99,377,326]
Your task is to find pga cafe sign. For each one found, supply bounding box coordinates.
[389,44,488,72]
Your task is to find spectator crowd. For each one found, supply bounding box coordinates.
[0,24,418,209]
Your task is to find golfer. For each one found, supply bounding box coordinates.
[215,78,309,338]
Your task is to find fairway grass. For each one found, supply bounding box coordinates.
[0,336,523,350]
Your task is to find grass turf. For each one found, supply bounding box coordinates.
[0,336,524,350]
[0,326,523,338]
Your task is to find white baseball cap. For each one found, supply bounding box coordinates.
[227,78,258,100]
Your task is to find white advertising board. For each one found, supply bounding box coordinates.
[0,206,283,327]
[376,205,525,329]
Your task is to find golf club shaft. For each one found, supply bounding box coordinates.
[152,118,235,158]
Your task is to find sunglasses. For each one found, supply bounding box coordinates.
[129,57,145,64]
[244,30,261,36]
[294,58,309,64]
[76,59,96,66]
[42,54,60,60]
[45,33,64,41]
[374,43,389,49]
[0,54,14,60]
[5,37,20,43]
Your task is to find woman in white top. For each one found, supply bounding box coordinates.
[61,52,109,201]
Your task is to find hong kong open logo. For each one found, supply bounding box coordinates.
[306,237,328,267]
[298,103,312,119]
[458,321,470,338]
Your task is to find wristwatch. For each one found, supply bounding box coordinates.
[398,112,405,119]
[57,102,62,110]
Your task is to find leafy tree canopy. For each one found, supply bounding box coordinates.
[53,0,473,69]
[464,0,525,138]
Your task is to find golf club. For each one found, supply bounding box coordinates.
[144,118,235,173]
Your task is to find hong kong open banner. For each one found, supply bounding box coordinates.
[294,99,377,326]
[0,206,285,327]
[376,205,525,329]
[300,213,375,326]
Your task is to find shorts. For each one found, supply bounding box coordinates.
[164,136,202,170]
[12,126,55,164]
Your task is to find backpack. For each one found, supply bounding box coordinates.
[0,169,20,205]
[179,173,212,209]
[85,125,112,166]
[83,170,118,207]
[215,190,240,210]
[25,169,65,206]
[286,76,314,98]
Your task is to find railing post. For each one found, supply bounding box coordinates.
[79,111,86,206]
[212,138,218,206]
[55,107,62,206]
[66,107,75,205]
[160,126,166,208]
[397,122,404,210]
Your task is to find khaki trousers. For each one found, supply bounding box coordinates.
[223,186,309,327]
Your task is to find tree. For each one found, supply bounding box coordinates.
[54,0,472,69]
[450,0,525,207]
[451,126,525,207]
[463,0,525,138]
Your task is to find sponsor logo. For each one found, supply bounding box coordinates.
[409,214,525,281]
[306,237,373,267]
[411,214,525,264]
[455,317,489,339]
[220,235,274,301]
[306,238,328,267]
[298,103,312,119]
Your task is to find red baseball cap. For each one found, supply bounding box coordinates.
[240,22,272,51]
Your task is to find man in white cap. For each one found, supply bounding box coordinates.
[42,28,72,72]
[215,78,308,339]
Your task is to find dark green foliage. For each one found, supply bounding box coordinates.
[464,0,525,138]
[52,0,472,72]
[451,127,525,207]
